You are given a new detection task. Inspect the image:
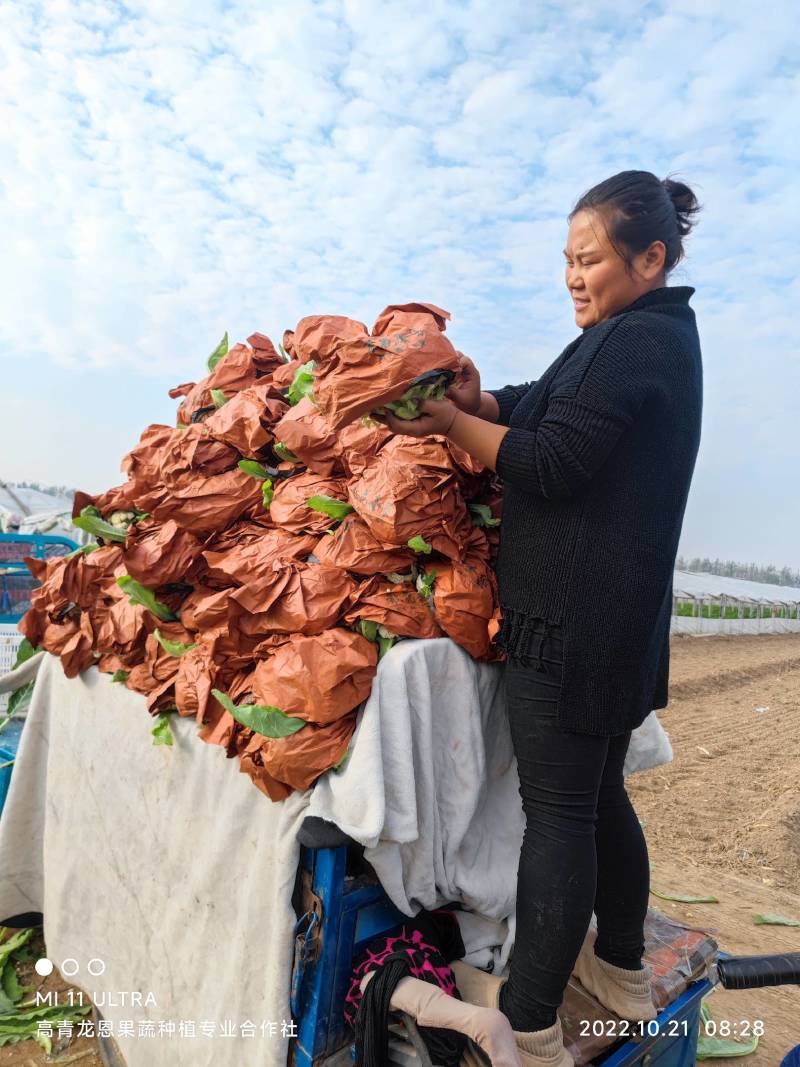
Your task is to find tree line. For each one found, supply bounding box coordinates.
[676,556,800,588]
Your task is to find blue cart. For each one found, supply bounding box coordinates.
[290,829,800,1067]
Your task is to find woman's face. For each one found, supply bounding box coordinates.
[564,209,666,329]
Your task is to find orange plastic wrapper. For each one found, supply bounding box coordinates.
[171,336,284,424]
[426,558,499,660]
[152,466,266,536]
[203,529,318,587]
[158,424,239,490]
[174,635,226,722]
[250,629,377,724]
[93,593,149,665]
[201,518,272,551]
[23,548,122,616]
[121,423,175,483]
[239,711,357,792]
[123,520,202,588]
[72,482,149,522]
[314,514,415,576]
[230,560,357,637]
[311,305,460,429]
[178,587,233,632]
[270,358,304,390]
[348,438,473,561]
[203,384,288,458]
[371,302,451,334]
[269,472,349,535]
[332,417,391,478]
[272,397,340,476]
[343,576,443,639]
[57,612,98,678]
[125,620,195,701]
[291,314,369,363]
[18,586,96,678]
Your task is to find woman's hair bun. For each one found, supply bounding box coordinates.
[569,170,701,274]
[662,176,701,236]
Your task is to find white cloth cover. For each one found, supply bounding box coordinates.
[0,656,309,1067]
[0,640,672,1066]
[309,638,672,971]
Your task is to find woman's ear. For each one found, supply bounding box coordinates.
[641,239,667,279]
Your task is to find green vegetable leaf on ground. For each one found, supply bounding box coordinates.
[151,713,174,747]
[262,479,274,509]
[207,331,229,372]
[469,503,501,528]
[110,670,130,684]
[212,690,306,738]
[407,535,432,554]
[696,1001,759,1058]
[1,958,24,1002]
[307,495,354,521]
[650,887,719,903]
[753,912,800,925]
[288,360,316,406]
[73,505,127,543]
[153,629,196,658]
[116,576,177,622]
[211,388,228,408]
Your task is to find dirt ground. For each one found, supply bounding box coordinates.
[627,632,800,1064]
[3,632,799,1066]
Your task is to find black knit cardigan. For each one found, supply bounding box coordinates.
[487,285,703,736]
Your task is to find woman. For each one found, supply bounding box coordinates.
[381,170,703,1066]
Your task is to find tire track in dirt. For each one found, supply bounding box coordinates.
[668,655,800,700]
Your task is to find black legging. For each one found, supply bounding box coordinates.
[497,621,651,1033]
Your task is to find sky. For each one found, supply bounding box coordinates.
[1,0,799,568]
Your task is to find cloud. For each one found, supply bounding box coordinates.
[0,1,798,563]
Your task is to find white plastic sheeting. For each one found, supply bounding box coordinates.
[673,569,800,602]
[671,569,800,636]
[0,485,74,539]
[671,614,800,635]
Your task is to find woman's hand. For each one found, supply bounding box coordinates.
[446,354,482,414]
[381,398,459,438]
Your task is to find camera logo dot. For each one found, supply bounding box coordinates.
[35,958,54,977]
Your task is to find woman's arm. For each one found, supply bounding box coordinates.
[475,391,501,422]
[384,316,657,498]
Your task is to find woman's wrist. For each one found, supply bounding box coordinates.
[444,408,508,470]
[476,391,500,422]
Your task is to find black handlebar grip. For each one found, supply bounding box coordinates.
[717,952,800,989]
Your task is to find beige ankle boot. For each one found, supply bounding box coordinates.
[450,963,574,1066]
[513,1016,574,1067]
[571,922,657,1021]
